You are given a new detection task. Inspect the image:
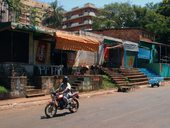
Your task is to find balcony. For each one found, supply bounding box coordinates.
[71,14,79,19]
[71,22,79,27]
[62,17,67,22]
[62,25,67,29]
[84,20,93,25]
[84,12,96,17]
[63,12,96,23]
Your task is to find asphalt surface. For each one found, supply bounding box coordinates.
[0,86,170,128]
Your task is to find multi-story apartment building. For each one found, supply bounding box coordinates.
[62,3,97,31]
[0,0,50,26]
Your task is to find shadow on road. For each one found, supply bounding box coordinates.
[40,112,72,119]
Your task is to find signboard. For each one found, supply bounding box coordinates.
[34,41,51,64]
[67,52,76,67]
[138,48,151,60]
[123,41,138,52]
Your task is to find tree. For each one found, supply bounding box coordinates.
[29,8,40,26]
[92,1,170,45]
[146,2,160,11]
[7,0,21,22]
[92,2,136,29]
[154,0,170,44]
[131,5,148,28]
[42,0,65,28]
[157,0,170,17]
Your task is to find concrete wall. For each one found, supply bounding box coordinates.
[35,75,103,94]
[9,76,27,98]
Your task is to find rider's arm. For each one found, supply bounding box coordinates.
[62,83,71,93]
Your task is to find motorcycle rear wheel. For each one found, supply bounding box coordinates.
[69,99,79,113]
[45,103,57,118]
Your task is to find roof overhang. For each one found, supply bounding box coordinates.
[0,22,55,36]
[55,31,100,52]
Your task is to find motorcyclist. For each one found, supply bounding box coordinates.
[56,76,72,108]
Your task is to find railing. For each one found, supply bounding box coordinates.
[84,12,96,17]
[35,65,64,76]
[160,56,170,63]
[0,63,64,76]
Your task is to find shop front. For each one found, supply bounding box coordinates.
[54,31,100,74]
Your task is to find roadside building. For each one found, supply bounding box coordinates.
[0,22,101,98]
[62,3,97,31]
[91,28,170,77]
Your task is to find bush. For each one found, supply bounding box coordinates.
[102,75,116,89]
[0,86,8,94]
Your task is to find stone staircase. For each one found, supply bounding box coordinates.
[25,86,45,98]
[120,68,149,86]
[101,67,149,92]
[102,68,128,86]
[71,77,84,91]
[25,77,45,98]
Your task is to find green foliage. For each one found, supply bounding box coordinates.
[0,86,8,94]
[157,0,170,17]
[30,8,39,26]
[102,75,116,89]
[93,2,135,29]
[42,0,65,28]
[7,0,21,22]
[92,1,170,44]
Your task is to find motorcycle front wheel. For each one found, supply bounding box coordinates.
[69,98,79,113]
[45,103,57,118]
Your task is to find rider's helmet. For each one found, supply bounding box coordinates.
[63,76,69,83]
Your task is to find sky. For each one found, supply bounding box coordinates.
[38,0,162,11]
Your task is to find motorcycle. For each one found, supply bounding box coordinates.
[45,89,79,118]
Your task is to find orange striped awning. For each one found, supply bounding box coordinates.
[55,31,100,52]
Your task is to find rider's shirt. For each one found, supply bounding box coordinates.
[59,82,71,93]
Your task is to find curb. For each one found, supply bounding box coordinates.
[0,89,116,111]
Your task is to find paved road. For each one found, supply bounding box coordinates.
[1,86,170,128]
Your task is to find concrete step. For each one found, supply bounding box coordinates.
[117,83,129,86]
[129,81,149,86]
[120,70,140,73]
[77,77,84,81]
[26,93,45,98]
[115,80,128,84]
[111,77,126,81]
[165,77,170,81]
[25,86,36,90]
[109,74,124,78]
[26,89,45,98]
[129,77,149,82]
[74,80,82,84]
[126,75,147,78]
[122,72,144,76]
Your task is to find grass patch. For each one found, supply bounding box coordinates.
[0,86,8,94]
[102,75,116,89]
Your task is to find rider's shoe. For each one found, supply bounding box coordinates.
[66,102,72,109]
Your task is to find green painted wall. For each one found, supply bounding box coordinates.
[146,63,170,77]
[125,51,137,68]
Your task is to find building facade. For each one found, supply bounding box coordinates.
[0,0,50,26]
[62,3,97,31]
[91,28,156,43]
